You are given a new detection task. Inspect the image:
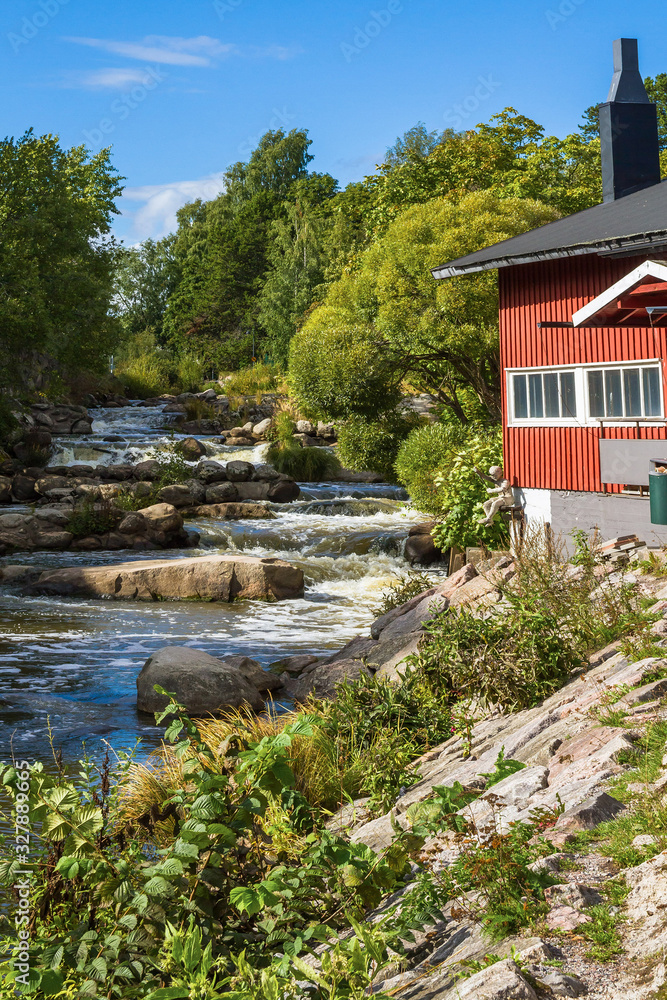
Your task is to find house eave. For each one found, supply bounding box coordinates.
[431,231,667,280]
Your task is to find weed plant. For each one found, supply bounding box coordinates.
[223,363,282,396]
[266,440,341,481]
[183,398,216,423]
[66,497,122,538]
[373,572,433,617]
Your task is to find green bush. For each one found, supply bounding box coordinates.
[117,352,174,398]
[415,592,581,712]
[289,308,401,420]
[373,572,433,617]
[429,424,508,551]
[266,440,341,481]
[223,363,282,395]
[66,498,121,538]
[176,353,204,393]
[394,422,467,515]
[337,411,418,482]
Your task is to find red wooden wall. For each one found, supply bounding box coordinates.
[499,254,667,492]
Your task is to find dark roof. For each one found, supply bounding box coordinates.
[431,179,667,279]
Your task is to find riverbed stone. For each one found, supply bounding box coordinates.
[29,554,304,602]
[205,482,239,504]
[118,512,146,535]
[11,475,38,501]
[191,503,276,520]
[225,461,254,482]
[136,646,264,715]
[266,479,301,503]
[225,655,283,693]
[290,658,370,703]
[179,437,207,460]
[133,460,161,481]
[194,460,227,483]
[156,484,194,508]
[139,503,183,534]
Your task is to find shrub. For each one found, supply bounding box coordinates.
[415,592,581,712]
[175,353,204,393]
[429,424,508,551]
[223,363,282,396]
[509,524,660,657]
[337,411,418,481]
[117,353,174,398]
[66,498,121,538]
[183,398,216,422]
[289,308,401,420]
[0,702,404,997]
[266,440,341,481]
[373,572,433,617]
[394,422,468,515]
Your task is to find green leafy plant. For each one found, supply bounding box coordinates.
[373,572,432,617]
[266,440,341,481]
[223,364,282,396]
[183,399,216,423]
[414,592,581,712]
[479,747,526,789]
[429,425,508,551]
[66,497,121,538]
[337,411,418,482]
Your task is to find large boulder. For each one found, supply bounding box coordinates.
[157,484,194,508]
[136,646,264,715]
[0,476,12,504]
[134,460,161,481]
[205,482,239,504]
[179,437,207,461]
[267,479,300,503]
[290,658,370,703]
[226,460,254,482]
[194,460,227,484]
[29,554,305,602]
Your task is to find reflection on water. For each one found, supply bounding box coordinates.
[0,405,437,762]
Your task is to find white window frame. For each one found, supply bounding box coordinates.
[506,359,665,428]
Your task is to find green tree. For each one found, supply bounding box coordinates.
[0,130,123,401]
[290,191,558,425]
[258,177,337,365]
[163,129,334,370]
[113,236,179,346]
[370,109,601,234]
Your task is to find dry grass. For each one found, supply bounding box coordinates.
[119,706,369,839]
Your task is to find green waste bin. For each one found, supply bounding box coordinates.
[649,458,667,524]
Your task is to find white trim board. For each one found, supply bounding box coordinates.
[572,259,667,328]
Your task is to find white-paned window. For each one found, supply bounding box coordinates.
[507,361,663,426]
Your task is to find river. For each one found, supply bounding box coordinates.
[0,405,439,763]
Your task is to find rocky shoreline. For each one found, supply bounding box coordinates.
[115,542,667,998]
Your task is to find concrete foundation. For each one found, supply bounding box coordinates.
[517,487,667,548]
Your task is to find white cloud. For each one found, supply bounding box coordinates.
[65,35,237,67]
[118,174,227,241]
[76,67,158,90]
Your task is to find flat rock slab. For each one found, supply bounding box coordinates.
[189,503,277,519]
[27,555,304,602]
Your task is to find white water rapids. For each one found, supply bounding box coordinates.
[0,405,443,762]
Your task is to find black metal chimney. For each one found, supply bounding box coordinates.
[598,38,661,202]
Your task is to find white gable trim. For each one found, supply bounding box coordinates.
[572,259,667,327]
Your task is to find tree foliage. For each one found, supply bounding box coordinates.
[0,130,123,398]
[290,191,557,424]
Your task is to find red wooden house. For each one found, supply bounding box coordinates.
[433,38,667,544]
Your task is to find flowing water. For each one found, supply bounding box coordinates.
[0,406,440,763]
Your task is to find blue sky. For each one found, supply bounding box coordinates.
[2,0,667,244]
